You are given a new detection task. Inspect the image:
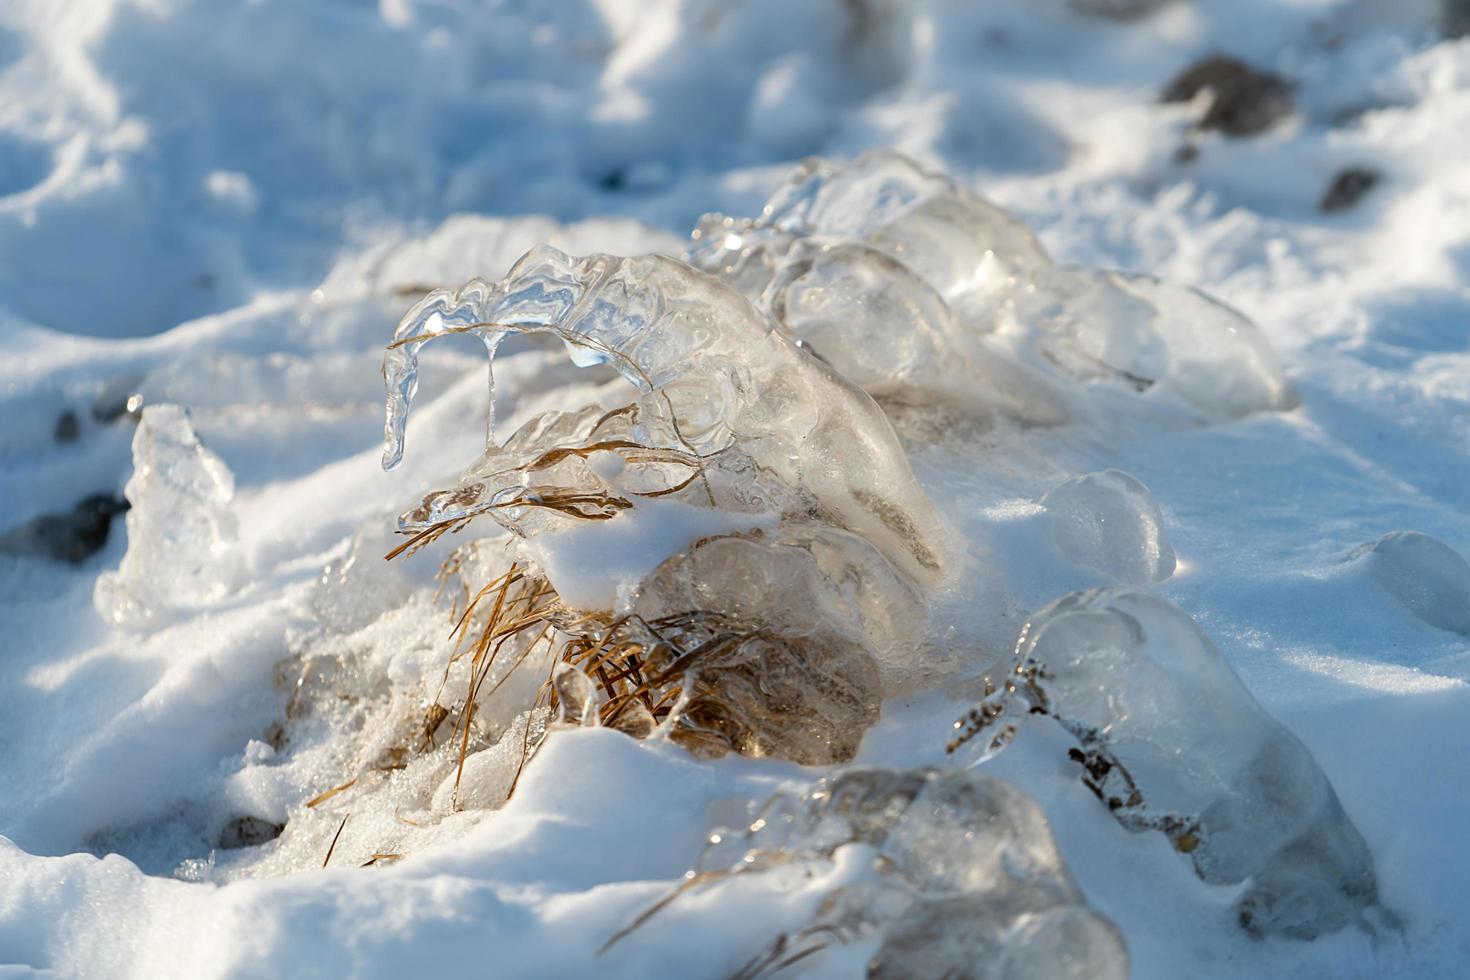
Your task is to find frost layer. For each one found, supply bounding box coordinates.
[94,404,240,629]
[689,150,1297,422]
[953,588,1379,939]
[658,767,1127,978]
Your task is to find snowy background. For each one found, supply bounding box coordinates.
[2,0,1469,976]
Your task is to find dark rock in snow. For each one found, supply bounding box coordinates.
[54,409,80,443]
[1163,55,1292,136]
[1320,168,1381,213]
[1445,0,1470,38]
[1068,0,1178,20]
[219,816,285,850]
[0,494,129,564]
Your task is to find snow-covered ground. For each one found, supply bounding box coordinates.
[3,0,1469,976]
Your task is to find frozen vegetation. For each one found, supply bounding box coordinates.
[951,589,1381,939]
[2,1,1470,978]
[643,767,1130,978]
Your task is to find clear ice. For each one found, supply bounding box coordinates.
[378,246,956,765]
[1041,469,1176,584]
[688,149,1297,423]
[94,404,241,629]
[624,529,894,764]
[381,245,948,587]
[1349,530,1470,635]
[952,588,1379,939]
[641,766,1127,978]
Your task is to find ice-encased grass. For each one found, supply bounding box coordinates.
[369,243,960,769]
[381,245,949,587]
[610,766,1127,978]
[951,588,1383,940]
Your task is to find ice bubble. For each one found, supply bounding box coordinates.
[1350,530,1470,635]
[628,524,927,693]
[94,404,241,629]
[623,528,901,764]
[1030,270,1300,419]
[1041,469,1176,584]
[762,238,1068,425]
[952,588,1379,939]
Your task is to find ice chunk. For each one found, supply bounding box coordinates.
[761,238,1068,425]
[1349,530,1470,635]
[380,245,948,586]
[688,149,1051,321]
[952,588,1379,939]
[625,767,1127,977]
[1041,470,1176,584]
[94,405,241,629]
[1029,270,1300,419]
[690,151,1296,422]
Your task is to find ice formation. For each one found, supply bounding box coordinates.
[688,150,1297,423]
[372,245,960,766]
[381,245,948,587]
[620,766,1127,978]
[1041,470,1176,584]
[621,529,902,763]
[94,404,241,629]
[1348,530,1470,635]
[951,588,1379,939]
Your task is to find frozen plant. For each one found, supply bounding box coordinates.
[95,404,241,629]
[950,588,1381,939]
[607,766,1127,979]
[1041,469,1176,584]
[371,246,958,767]
[620,528,895,763]
[382,245,948,587]
[689,150,1297,422]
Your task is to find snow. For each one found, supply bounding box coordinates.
[2,0,1470,978]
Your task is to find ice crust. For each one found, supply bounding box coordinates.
[674,766,1128,978]
[94,405,241,629]
[689,150,1298,423]
[954,588,1380,939]
[1041,470,1176,584]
